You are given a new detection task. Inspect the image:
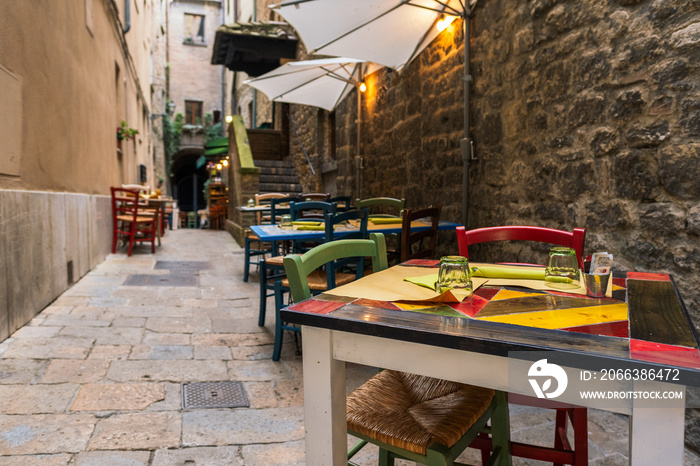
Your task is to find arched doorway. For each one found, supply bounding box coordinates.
[170,149,208,213]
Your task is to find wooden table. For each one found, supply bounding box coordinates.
[280,261,699,465]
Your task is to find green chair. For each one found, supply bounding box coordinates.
[283,234,512,466]
[355,197,405,218]
[268,209,368,361]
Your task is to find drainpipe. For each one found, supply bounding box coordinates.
[251,2,257,129]
[460,12,473,229]
[123,0,131,33]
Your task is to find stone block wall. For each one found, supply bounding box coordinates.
[0,190,112,341]
[291,0,699,323]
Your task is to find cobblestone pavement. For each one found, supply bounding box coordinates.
[1,229,699,465]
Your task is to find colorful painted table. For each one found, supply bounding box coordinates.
[280,260,699,465]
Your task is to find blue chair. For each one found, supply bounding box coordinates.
[243,193,291,283]
[267,209,367,361]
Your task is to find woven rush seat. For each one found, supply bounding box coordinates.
[347,369,496,456]
[117,214,154,223]
[281,269,356,291]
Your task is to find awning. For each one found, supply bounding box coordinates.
[211,22,298,77]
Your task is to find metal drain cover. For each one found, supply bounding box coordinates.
[182,381,249,409]
[124,274,198,287]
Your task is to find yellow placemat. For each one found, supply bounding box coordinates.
[326,266,487,303]
[369,217,403,224]
[295,225,326,231]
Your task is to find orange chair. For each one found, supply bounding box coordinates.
[110,187,159,256]
[457,225,587,466]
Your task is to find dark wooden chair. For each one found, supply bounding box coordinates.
[400,205,442,263]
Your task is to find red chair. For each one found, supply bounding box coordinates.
[110,187,159,256]
[456,225,586,269]
[457,225,587,466]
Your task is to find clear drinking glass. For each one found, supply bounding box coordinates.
[544,247,580,289]
[279,214,293,230]
[435,256,473,298]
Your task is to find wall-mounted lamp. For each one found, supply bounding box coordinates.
[436,14,456,32]
[222,160,229,167]
[225,115,233,123]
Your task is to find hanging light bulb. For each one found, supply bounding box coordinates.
[359,82,367,92]
[222,159,228,167]
[436,14,456,32]
[216,163,222,170]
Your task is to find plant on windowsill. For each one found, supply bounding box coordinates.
[117,120,139,142]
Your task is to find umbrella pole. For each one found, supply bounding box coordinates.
[356,68,363,198]
[460,14,472,229]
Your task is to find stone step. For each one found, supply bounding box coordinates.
[259,166,297,176]
[254,159,295,169]
[260,183,302,193]
[259,174,300,184]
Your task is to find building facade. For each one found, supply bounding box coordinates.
[0,0,167,340]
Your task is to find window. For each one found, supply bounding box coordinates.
[185,100,203,125]
[184,13,205,44]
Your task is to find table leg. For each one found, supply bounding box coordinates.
[629,382,686,465]
[301,326,347,465]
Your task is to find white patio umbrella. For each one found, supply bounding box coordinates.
[271,0,479,226]
[244,57,368,186]
[243,57,366,112]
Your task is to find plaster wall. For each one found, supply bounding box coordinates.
[0,0,164,340]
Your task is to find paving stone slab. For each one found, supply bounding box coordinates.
[0,414,95,454]
[145,383,183,412]
[88,412,181,450]
[182,406,304,445]
[124,274,198,287]
[40,359,110,384]
[0,359,49,384]
[108,305,193,318]
[0,384,80,414]
[209,317,268,334]
[129,345,194,360]
[1,338,94,359]
[194,345,233,360]
[241,439,306,466]
[145,316,212,334]
[151,446,242,465]
[71,383,166,411]
[0,454,74,466]
[74,450,151,466]
[87,345,132,360]
[107,360,229,383]
[142,331,192,346]
[226,360,295,382]
[59,326,143,345]
[191,332,274,347]
[10,326,62,338]
[41,315,111,327]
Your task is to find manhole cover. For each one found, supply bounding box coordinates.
[124,274,198,287]
[183,381,249,409]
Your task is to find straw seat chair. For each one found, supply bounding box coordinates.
[283,233,511,465]
[110,187,159,256]
[243,193,290,282]
[457,225,587,466]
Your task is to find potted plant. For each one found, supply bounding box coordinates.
[117,120,139,142]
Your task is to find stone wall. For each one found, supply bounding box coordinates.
[280,0,700,451]
[286,0,699,322]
